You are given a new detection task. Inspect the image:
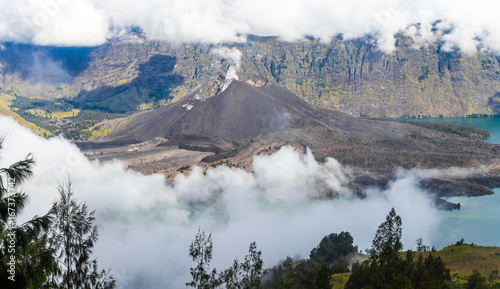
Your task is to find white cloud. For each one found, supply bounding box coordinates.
[0,0,108,47]
[31,0,109,46]
[0,0,500,53]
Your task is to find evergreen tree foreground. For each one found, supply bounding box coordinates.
[0,138,114,288]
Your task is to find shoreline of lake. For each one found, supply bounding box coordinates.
[416,117,500,248]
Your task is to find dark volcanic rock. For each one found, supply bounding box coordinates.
[419,178,496,197]
[434,198,462,211]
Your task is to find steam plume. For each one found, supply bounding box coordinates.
[212,46,243,91]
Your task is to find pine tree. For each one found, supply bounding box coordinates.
[47,181,115,289]
[187,228,220,289]
[0,140,55,288]
[368,208,403,260]
[346,208,450,289]
[223,241,264,289]
[346,208,405,289]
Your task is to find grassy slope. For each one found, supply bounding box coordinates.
[331,245,500,288]
[26,108,81,119]
[0,94,53,137]
[416,244,500,279]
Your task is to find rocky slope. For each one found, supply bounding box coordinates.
[2,34,500,118]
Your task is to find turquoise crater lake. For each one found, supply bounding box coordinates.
[418,117,500,248]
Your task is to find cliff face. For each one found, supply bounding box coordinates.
[236,36,500,117]
[2,35,500,117]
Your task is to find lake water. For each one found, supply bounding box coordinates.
[417,117,500,248]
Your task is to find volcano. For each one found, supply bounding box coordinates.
[115,74,325,141]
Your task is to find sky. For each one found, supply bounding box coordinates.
[1,0,500,53]
[0,116,450,288]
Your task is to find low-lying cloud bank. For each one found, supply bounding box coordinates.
[1,0,500,54]
[1,116,443,288]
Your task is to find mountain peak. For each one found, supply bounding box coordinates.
[194,73,270,101]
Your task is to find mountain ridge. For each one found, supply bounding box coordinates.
[2,34,500,123]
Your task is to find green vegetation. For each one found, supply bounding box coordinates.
[10,96,74,115]
[374,118,491,140]
[331,273,350,289]
[346,208,451,289]
[222,242,264,289]
[467,270,487,289]
[86,124,112,139]
[186,230,220,288]
[418,66,431,82]
[4,96,124,140]
[273,259,338,289]
[309,232,358,265]
[261,232,357,289]
[0,102,53,137]
[178,165,191,172]
[57,110,123,140]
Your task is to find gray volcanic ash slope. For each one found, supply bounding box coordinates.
[115,74,325,141]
